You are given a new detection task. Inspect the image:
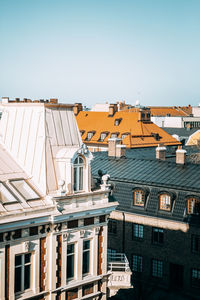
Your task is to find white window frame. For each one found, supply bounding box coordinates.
[73,156,84,192]
[82,240,91,276]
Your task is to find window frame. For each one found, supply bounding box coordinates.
[152,227,164,245]
[114,118,122,126]
[132,223,144,240]
[191,234,200,254]
[152,259,163,278]
[132,254,143,273]
[110,132,120,139]
[98,132,109,142]
[10,179,40,201]
[191,268,200,288]
[67,243,76,281]
[73,156,84,192]
[187,197,200,215]
[85,131,95,141]
[133,189,145,207]
[159,193,171,211]
[14,253,32,294]
[82,239,91,276]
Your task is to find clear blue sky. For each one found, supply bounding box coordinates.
[1,0,200,107]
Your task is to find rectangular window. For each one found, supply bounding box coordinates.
[84,217,94,226]
[191,268,200,288]
[152,259,163,278]
[11,180,39,200]
[83,240,90,275]
[67,243,75,280]
[108,219,117,234]
[191,235,200,253]
[132,255,143,272]
[82,283,93,296]
[152,228,164,245]
[15,253,31,293]
[66,288,78,300]
[68,220,78,229]
[132,224,143,239]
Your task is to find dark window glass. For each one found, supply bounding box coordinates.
[132,224,143,239]
[152,259,163,278]
[108,219,117,234]
[83,240,90,275]
[191,235,200,253]
[99,215,106,223]
[24,265,30,289]
[152,228,164,245]
[68,220,78,229]
[15,266,22,292]
[67,244,75,280]
[29,226,38,236]
[84,217,94,226]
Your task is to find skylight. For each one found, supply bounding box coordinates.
[0,182,18,204]
[10,180,40,201]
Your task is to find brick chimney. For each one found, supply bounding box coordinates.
[108,104,118,116]
[73,103,83,115]
[108,138,126,157]
[176,146,186,165]
[156,144,166,160]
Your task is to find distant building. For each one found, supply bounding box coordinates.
[91,141,200,300]
[74,103,180,152]
[0,98,118,300]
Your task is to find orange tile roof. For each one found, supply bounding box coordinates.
[76,111,181,148]
[147,106,192,117]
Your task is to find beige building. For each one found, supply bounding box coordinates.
[0,98,118,300]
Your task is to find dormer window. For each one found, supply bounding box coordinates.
[74,156,84,192]
[159,193,171,211]
[99,132,109,142]
[121,132,130,140]
[110,132,119,139]
[80,130,85,136]
[133,189,145,207]
[86,131,95,141]
[114,118,122,126]
[187,197,200,214]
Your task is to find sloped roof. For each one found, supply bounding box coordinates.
[76,111,181,148]
[187,129,200,146]
[91,151,200,192]
[148,106,192,117]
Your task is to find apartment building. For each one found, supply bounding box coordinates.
[74,103,180,152]
[91,140,200,300]
[0,98,118,300]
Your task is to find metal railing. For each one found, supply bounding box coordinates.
[108,252,131,272]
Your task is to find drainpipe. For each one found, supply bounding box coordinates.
[122,212,125,253]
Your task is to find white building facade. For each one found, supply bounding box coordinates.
[0,100,118,300]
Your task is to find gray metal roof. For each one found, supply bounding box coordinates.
[91,151,200,192]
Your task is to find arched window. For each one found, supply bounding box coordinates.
[159,194,171,211]
[187,197,200,214]
[133,189,145,206]
[74,156,84,192]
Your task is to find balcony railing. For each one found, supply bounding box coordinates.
[108,252,131,272]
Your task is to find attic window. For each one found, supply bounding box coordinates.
[121,133,130,140]
[114,118,122,126]
[99,132,109,142]
[80,130,85,136]
[86,131,95,141]
[187,197,200,214]
[159,194,171,211]
[0,182,18,204]
[110,132,119,139]
[133,189,145,207]
[10,180,40,201]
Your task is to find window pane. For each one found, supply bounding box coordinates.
[15,266,22,292]
[15,255,22,266]
[67,254,74,279]
[74,167,77,191]
[11,180,39,200]
[0,182,17,203]
[24,265,30,290]
[79,166,83,190]
[83,251,90,274]
[67,244,74,254]
[83,240,90,250]
[25,253,31,263]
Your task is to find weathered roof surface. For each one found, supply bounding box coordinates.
[91,151,200,192]
[76,111,180,148]
[148,106,192,116]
